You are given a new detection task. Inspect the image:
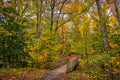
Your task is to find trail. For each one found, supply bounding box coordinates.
[39,55,81,80]
[0,55,82,80]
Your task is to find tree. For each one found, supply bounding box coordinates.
[35,0,43,39]
[95,0,114,79]
[113,0,120,26]
[0,0,30,68]
[50,0,56,31]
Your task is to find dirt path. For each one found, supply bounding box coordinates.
[0,70,49,80]
[0,55,83,80]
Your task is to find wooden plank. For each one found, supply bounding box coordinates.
[39,55,81,80]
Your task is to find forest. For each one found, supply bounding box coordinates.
[0,0,120,80]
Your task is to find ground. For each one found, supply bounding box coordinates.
[0,68,89,80]
[0,68,48,80]
[0,55,89,80]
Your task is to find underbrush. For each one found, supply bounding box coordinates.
[0,68,48,80]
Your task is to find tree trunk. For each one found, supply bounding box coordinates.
[61,26,65,54]
[95,0,114,80]
[55,0,66,32]
[50,0,56,31]
[114,1,120,26]
[36,0,42,39]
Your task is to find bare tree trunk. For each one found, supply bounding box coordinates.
[61,26,65,54]
[36,0,43,39]
[95,0,114,80]
[114,1,120,26]
[50,0,56,31]
[55,0,66,32]
[96,0,109,49]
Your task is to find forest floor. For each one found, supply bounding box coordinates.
[0,68,89,80]
[0,55,90,80]
[1,55,118,80]
[0,68,49,80]
[0,67,119,80]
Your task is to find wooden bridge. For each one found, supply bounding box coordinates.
[39,55,82,80]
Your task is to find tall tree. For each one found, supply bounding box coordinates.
[35,0,43,39]
[114,0,120,26]
[50,0,56,31]
[95,0,114,79]
[55,0,67,32]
